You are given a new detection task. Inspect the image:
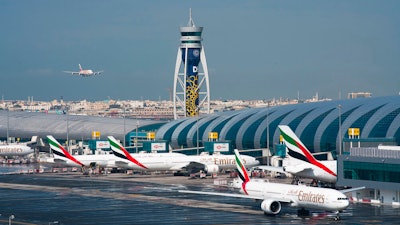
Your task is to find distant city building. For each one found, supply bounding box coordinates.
[348,92,372,99]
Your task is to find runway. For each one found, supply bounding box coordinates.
[0,170,399,224]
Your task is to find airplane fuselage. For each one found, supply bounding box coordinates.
[190,154,259,170]
[79,70,94,76]
[244,180,349,212]
[42,154,119,168]
[284,159,337,183]
[117,153,259,172]
[119,152,189,170]
[0,144,34,156]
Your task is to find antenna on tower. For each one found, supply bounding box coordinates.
[188,8,195,27]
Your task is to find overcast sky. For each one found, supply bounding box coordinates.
[1,1,399,102]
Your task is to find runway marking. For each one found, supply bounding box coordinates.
[0,182,262,215]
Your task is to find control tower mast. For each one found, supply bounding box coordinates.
[173,9,210,119]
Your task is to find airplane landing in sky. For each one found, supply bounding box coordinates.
[63,64,103,77]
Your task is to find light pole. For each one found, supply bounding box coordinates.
[123,105,126,147]
[66,108,69,152]
[6,106,9,143]
[196,106,200,155]
[266,102,270,166]
[338,104,342,155]
[135,120,139,153]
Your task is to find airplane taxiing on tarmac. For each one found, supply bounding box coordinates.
[179,149,362,219]
[254,125,337,184]
[63,64,103,77]
[107,136,260,174]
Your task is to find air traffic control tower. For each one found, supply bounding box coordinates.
[173,9,210,119]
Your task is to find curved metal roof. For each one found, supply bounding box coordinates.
[156,95,400,153]
[0,111,165,141]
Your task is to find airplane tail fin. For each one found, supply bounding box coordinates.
[107,136,147,169]
[78,64,83,71]
[278,125,337,178]
[46,135,84,166]
[278,125,318,164]
[234,149,250,194]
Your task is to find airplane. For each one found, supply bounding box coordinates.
[108,136,259,174]
[0,136,38,157]
[44,135,118,169]
[63,64,103,77]
[179,149,362,219]
[254,125,337,184]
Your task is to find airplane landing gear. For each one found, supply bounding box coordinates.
[297,208,310,217]
[333,211,341,221]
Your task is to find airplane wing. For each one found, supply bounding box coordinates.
[339,186,365,194]
[284,165,313,174]
[255,165,285,173]
[179,190,291,203]
[53,158,67,163]
[171,161,206,173]
[63,71,80,75]
[179,190,265,200]
[114,160,130,168]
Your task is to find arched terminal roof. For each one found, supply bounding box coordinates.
[156,96,400,153]
[0,111,166,141]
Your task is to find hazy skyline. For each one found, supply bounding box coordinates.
[1,1,399,101]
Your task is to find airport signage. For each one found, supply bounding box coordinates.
[151,143,166,151]
[96,141,110,149]
[348,128,360,137]
[214,143,229,152]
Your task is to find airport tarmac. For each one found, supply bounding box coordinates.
[0,167,399,225]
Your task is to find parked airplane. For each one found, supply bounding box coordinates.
[179,150,360,219]
[279,125,337,183]
[255,125,337,184]
[63,64,103,77]
[45,135,117,169]
[108,136,259,174]
[0,136,38,157]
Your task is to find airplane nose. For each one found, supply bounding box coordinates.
[341,199,350,209]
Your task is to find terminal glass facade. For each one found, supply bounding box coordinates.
[344,161,400,183]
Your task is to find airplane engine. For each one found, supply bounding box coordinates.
[261,199,281,215]
[204,164,219,173]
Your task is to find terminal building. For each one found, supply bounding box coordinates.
[1,95,400,204]
[2,95,400,155]
[156,95,400,154]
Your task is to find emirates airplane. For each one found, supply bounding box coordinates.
[63,64,103,77]
[44,135,259,174]
[255,125,337,184]
[0,136,37,157]
[107,136,259,174]
[180,150,363,219]
[45,135,118,169]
